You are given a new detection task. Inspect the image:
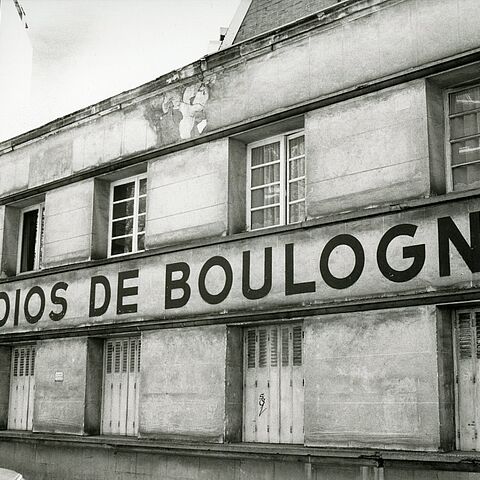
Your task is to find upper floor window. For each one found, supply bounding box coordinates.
[247,131,305,231]
[447,84,480,191]
[17,203,44,273]
[108,174,147,257]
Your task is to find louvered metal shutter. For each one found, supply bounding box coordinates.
[243,324,304,443]
[8,345,36,430]
[102,337,141,435]
[455,311,480,450]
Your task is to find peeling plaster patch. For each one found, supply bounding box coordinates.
[144,76,216,144]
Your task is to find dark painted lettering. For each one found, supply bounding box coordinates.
[320,234,364,289]
[285,243,316,295]
[49,282,68,321]
[165,262,191,309]
[89,276,111,317]
[377,224,425,282]
[198,256,233,305]
[438,212,480,277]
[0,292,9,327]
[13,289,20,327]
[24,286,45,324]
[117,270,139,315]
[242,248,272,300]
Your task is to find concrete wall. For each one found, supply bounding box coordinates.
[139,325,230,441]
[305,80,432,217]
[1,0,479,199]
[146,139,229,247]
[304,306,440,450]
[43,180,95,268]
[34,338,92,435]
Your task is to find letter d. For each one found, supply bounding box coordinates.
[89,276,111,317]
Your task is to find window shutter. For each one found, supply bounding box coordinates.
[24,349,30,376]
[114,341,121,373]
[13,349,19,377]
[106,342,113,374]
[293,326,302,366]
[137,339,141,372]
[281,328,289,366]
[247,330,256,368]
[259,329,267,368]
[122,340,128,373]
[30,346,35,376]
[458,313,473,358]
[270,327,278,367]
[19,349,25,376]
[129,341,136,373]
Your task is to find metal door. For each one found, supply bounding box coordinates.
[243,324,304,443]
[455,310,480,450]
[102,337,141,435]
[8,345,35,430]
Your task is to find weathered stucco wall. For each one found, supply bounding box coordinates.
[33,338,89,435]
[304,306,440,450]
[146,139,230,247]
[0,0,478,201]
[43,180,95,268]
[306,80,431,217]
[139,325,228,441]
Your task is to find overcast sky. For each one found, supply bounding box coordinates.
[21,0,240,130]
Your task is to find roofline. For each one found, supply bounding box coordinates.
[220,0,252,48]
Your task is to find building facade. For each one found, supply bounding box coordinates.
[1,0,480,478]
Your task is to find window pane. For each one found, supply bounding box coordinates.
[138,197,146,214]
[20,209,38,272]
[251,142,280,166]
[452,138,480,166]
[113,200,134,219]
[111,237,133,255]
[137,214,146,232]
[251,164,280,187]
[137,234,145,251]
[112,218,134,237]
[251,206,280,229]
[113,182,135,201]
[289,157,305,180]
[289,201,306,223]
[251,184,280,208]
[453,164,480,191]
[289,179,305,202]
[139,178,147,195]
[288,135,304,158]
[451,113,480,139]
[450,86,480,114]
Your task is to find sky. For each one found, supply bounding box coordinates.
[19,0,240,134]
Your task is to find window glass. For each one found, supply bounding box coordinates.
[18,205,44,273]
[109,175,146,256]
[248,131,305,231]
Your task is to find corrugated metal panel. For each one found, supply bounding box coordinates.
[243,324,303,443]
[102,337,141,436]
[8,345,35,430]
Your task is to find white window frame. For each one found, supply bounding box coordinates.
[246,129,306,231]
[108,173,147,258]
[444,83,480,193]
[16,203,44,274]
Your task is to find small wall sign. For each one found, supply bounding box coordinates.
[54,371,64,382]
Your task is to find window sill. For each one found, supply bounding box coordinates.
[0,430,479,471]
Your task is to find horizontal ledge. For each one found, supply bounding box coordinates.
[2,47,480,207]
[1,432,480,471]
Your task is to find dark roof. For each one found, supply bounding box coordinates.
[234,0,340,43]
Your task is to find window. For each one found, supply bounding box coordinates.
[108,174,146,257]
[243,323,304,443]
[247,131,305,231]
[454,309,480,450]
[8,345,36,430]
[102,337,141,435]
[447,84,480,191]
[17,204,44,273]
